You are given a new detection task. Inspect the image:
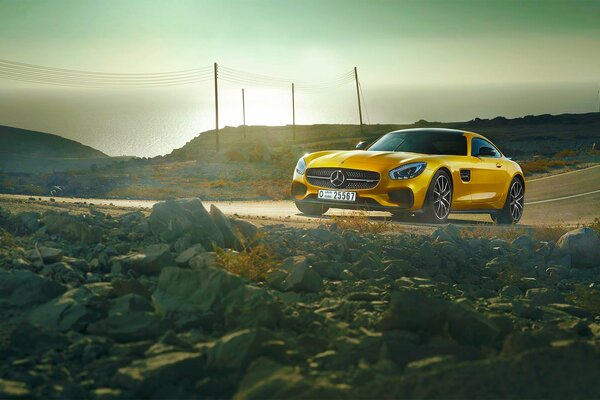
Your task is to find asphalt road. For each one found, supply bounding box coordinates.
[2,165,599,227]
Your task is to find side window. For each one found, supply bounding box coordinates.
[471,138,501,158]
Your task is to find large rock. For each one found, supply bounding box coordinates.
[231,219,258,242]
[360,341,600,399]
[88,311,168,342]
[281,264,322,293]
[0,269,66,308]
[210,204,239,248]
[84,293,163,340]
[115,351,205,396]
[379,290,499,347]
[111,244,174,275]
[25,246,63,263]
[152,266,281,328]
[148,198,224,248]
[234,358,348,400]
[42,213,102,244]
[556,227,600,268]
[28,286,106,332]
[209,328,275,371]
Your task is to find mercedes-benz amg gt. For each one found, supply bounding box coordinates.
[291,128,525,223]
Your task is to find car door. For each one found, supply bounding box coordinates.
[469,137,508,205]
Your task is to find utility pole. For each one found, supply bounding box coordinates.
[292,82,296,141]
[354,67,364,135]
[242,88,246,139]
[214,62,219,152]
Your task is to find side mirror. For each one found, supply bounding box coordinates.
[477,146,496,157]
[356,141,368,150]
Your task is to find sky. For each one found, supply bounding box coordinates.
[0,0,599,156]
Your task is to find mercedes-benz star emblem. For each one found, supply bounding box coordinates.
[330,170,345,187]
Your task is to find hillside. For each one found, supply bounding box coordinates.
[0,113,598,199]
[169,112,600,160]
[0,125,109,173]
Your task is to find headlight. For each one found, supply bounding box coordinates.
[389,162,427,180]
[295,157,307,175]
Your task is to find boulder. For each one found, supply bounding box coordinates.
[379,290,499,347]
[88,311,168,342]
[111,244,174,275]
[210,204,239,248]
[234,358,348,400]
[115,351,206,396]
[281,263,322,293]
[175,244,206,266]
[28,286,106,332]
[40,262,85,285]
[525,288,564,306]
[555,227,600,268]
[0,269,66,308]
[17,211,41,233]
[189,252,217,270]
[0,379,30,399]
[42,213,102,244]
[25,246,63,263]
[231,219,258,242]
[209,328,275,371]
[152,266,280,328]
[148,198,224,248]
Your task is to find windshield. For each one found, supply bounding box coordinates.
[368,130,467,155]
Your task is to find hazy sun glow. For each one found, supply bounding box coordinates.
[0,0,598,156]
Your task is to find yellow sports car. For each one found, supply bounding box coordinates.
[291,128,525,224]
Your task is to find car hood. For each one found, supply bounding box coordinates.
[308,150,423,169]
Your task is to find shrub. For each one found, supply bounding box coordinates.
[225,150,246,162]
[214,241,277,282]
[331,211,391,234]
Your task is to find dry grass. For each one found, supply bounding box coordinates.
[554,149,577,158]
[214,242,277,282]
[589,217,600,234]
[459,224,569,242]
[331,211,392,234]
[255,180,290,200]
[521,159,572,174]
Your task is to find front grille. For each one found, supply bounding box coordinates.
[306,168,380,190]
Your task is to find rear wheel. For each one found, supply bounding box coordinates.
[295,202,329,216]
[423,170,452,223]
[497,177,524,224]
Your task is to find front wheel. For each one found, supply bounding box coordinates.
[496,177,524,224]
[295,202,329,216]
[423,170,453,223]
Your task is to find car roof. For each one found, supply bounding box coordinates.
[387,128,467,135]
[387,128,488,140]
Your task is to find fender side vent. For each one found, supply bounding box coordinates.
[460,169,471,182]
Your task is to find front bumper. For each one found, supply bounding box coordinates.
[291,166,434,212]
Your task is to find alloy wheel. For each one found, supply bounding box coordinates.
[433,174,451,220]
[509,180,524,221]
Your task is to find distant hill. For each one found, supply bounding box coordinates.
[0,125,109,173]
[169,112,600,160]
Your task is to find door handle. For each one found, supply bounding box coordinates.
[496,163,502,168]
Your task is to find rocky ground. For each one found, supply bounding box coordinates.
[1,198,600,399]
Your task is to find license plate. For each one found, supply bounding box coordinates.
[317,190,357,202]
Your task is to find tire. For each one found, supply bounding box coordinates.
[295,202,329,216]
[496,177,524,224]
[422,170,452,223]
